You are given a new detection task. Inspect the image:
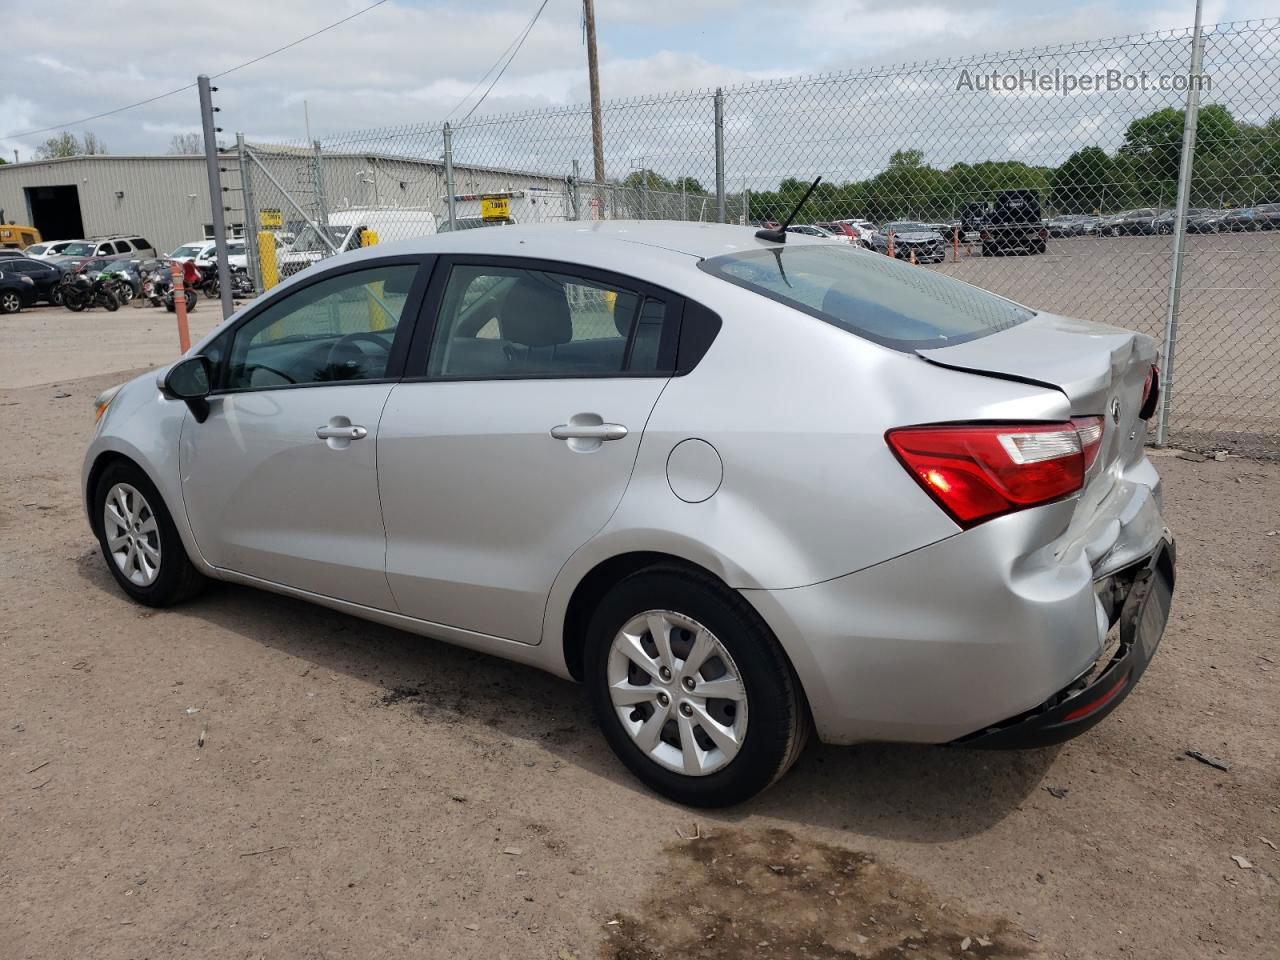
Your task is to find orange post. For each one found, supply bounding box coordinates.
[953,227,960,262]
[171,262,191,353]
[909,248,918,265]
[887,229,895,259]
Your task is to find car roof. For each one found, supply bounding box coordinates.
[344,220,830,265]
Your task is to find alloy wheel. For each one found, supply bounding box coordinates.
[607,610,748,776]
[1,292,20,313]
[102,482,162,587]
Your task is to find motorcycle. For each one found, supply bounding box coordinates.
[206,266,255,300]
[59,272,120,312]
[98,264,139,305]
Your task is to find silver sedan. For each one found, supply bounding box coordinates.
[84,221,1174,806]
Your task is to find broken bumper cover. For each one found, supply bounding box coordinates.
[956,538,1175,749]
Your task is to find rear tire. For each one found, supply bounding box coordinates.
[584,566,809,807]
[93,460,206,607]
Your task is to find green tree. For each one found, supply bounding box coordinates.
[35,130,107,159]
[1050,147,1114,213]
[1120,104,1237,192]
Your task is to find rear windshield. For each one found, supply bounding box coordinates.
[699,244,1033,350]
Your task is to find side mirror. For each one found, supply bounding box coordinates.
[162,355,212,421]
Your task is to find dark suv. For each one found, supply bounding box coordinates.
[981,190,1047,256]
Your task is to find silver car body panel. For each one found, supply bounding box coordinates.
[84,221,1172,745]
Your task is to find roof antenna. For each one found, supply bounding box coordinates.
[755,176,822,243]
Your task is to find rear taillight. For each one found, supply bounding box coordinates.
[1072,415,1104,469]
[886,420,1102,528]
[1139,363,1159,420]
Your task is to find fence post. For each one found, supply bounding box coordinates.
[570,159,581,221]
[197,75,234,319]
[236,133,261,295]
[1156,0,1205,447]
[311,141,330,234]
[443,122,458,231]
[714,88,726,224]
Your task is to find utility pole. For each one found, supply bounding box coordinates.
[583,0,605,190]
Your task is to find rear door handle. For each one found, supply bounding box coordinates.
[316,424,368,440]
[550,423,628,441]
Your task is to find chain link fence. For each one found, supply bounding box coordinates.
[1,17,1273,454]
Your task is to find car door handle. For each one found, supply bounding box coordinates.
[316,424,368,440]
[550,423,628,441]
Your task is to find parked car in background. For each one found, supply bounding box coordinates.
[957,201,987,238]
[0,249,28,260]
[1047,214,1099,237]
[871,222,947,262]
[0,270,38,313]
[25,240,77,260]
[785,224,843,241]
[1150,208,1217,234]
[52,236,156,269]
[824,218,877,245]
[815,221,870,246]
[83,221,1175,807]
[981,189,1046,255]
[280,209,439,275]
[0,256,66,304]
[1097,209,1163,236]
[1214,205,1280,232]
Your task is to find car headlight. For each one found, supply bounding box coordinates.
[94,383,124,422]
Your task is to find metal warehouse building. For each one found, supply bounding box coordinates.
[0,150,569,255]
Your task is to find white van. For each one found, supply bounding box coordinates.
[278,208,438,274]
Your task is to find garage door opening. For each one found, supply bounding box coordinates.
[25,185,85,242]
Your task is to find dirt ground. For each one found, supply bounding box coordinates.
[1,362,1277,960]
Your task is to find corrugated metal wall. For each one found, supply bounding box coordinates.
[0,153,569,256]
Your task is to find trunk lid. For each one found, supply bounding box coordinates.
[918,312,1157,499]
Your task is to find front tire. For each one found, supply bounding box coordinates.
[93,460,206,607]
[585,566,809,807]
[0,291,21,314]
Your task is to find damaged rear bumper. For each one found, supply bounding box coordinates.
[955,538,1175,749]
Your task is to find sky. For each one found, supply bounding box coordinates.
[1,0,1275,175]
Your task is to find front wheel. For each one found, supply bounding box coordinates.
[585,566,809,807]
[93,460,206,606]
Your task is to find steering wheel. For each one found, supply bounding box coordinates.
[325,331,392,377]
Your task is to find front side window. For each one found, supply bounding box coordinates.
[427,263,669,378]
[224,264,417,390]
[700,244,1032,350]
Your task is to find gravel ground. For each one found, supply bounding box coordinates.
[1,367,1277,960]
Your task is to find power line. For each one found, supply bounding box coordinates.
[453,0,551,127]
[3,0,391,140]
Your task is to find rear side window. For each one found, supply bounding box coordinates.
[132,238,152,251]
[427,264,673,378]
[699,244,1032,350]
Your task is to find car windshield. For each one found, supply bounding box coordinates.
[886,222,933,233]
[228,243,245,256]
[700,244,1033,350]
[61,242,97,256]
[169,244,207,259]
[290,224,349,252]
[26,244,47,255]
